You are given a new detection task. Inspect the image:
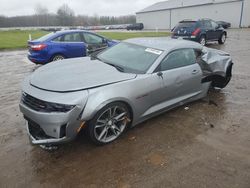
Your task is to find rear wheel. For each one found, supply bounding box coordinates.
[218,33,226,44]
[52,54,65,62]
[87,102,131,145]
[211,75,231,88]
[199,35,206,46]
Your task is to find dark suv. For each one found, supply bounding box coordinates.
[171,19,227,45]
[127,23,144,30]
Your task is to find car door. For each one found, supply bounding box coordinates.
[153,48,203,107]
[53,32,86,58]
[82,32,108,55]
[210,20,222,39]
[204,20,215,40]
[63,32,85,57]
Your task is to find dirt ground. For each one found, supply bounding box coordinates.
[0,29,249,188]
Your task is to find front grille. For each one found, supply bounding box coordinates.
[21,93,75,113]
[21,93,48,112]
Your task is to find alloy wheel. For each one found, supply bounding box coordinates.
[94,106,128,143]
[221,34,226,43]
[52,55,64,61]
[200,37,206,46]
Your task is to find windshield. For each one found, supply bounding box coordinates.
[97,42,162,74]
[35,32,55,42]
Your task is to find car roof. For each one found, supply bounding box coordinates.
[55,30,91,34]
[44,30,100,40]
[124,37,202,52]
[180,18,213,22]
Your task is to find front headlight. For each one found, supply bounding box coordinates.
[46,103,75,113]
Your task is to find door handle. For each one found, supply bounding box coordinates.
[192,69,199,74]
[157,71,163,78]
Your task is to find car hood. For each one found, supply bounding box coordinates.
[30,57,137,92]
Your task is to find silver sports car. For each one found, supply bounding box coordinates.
[19,38,233,147]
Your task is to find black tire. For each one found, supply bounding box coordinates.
[87,102,132,145]
[51,54,65,62]
[218,33,226,44]
[199,35,206,46]
[211,75,231,89]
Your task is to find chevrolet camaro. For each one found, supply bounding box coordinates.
[19,38,233,148]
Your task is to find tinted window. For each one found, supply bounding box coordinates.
[98,42,162,74]
[159,49,196,71]
[176,21,197,28]
[83,33,103,44]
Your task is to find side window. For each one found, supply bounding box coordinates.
[211,21,218,29]
[159,49,196,71]
[83,33,103,44]
[52,36,63,42]
[63,33,82,42]
[200,21,205,28]
[204,21,212,29]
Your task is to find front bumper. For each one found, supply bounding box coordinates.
[26,121,71,145]
[20,102,84,145]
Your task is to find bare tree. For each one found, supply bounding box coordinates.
[57,4,75,26]
[35,4,48,15]
[34,4,49,26]
[0,5,136,28]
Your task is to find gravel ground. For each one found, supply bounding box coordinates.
[0,29,250,188]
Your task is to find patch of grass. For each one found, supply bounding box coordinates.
[0,30,170,50]
[97,31,170,40]
[0,30,49,50]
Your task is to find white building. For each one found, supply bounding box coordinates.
[136,0,250,30]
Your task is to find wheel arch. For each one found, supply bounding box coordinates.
[49,52,67,62]
[202,62,233,87]
[81,97,134,123]
[200,33,207,39]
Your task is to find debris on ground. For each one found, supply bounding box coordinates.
[129,136,136,141]
[208,100,218,107]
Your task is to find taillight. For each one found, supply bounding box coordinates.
[31,44,47,51]
[192,28,201,36]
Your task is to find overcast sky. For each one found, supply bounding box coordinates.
[0,0,162,17]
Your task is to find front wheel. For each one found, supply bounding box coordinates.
[218,33,226,44]
[87,102,132,145]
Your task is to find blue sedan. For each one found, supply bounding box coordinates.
[28,30,117,64]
